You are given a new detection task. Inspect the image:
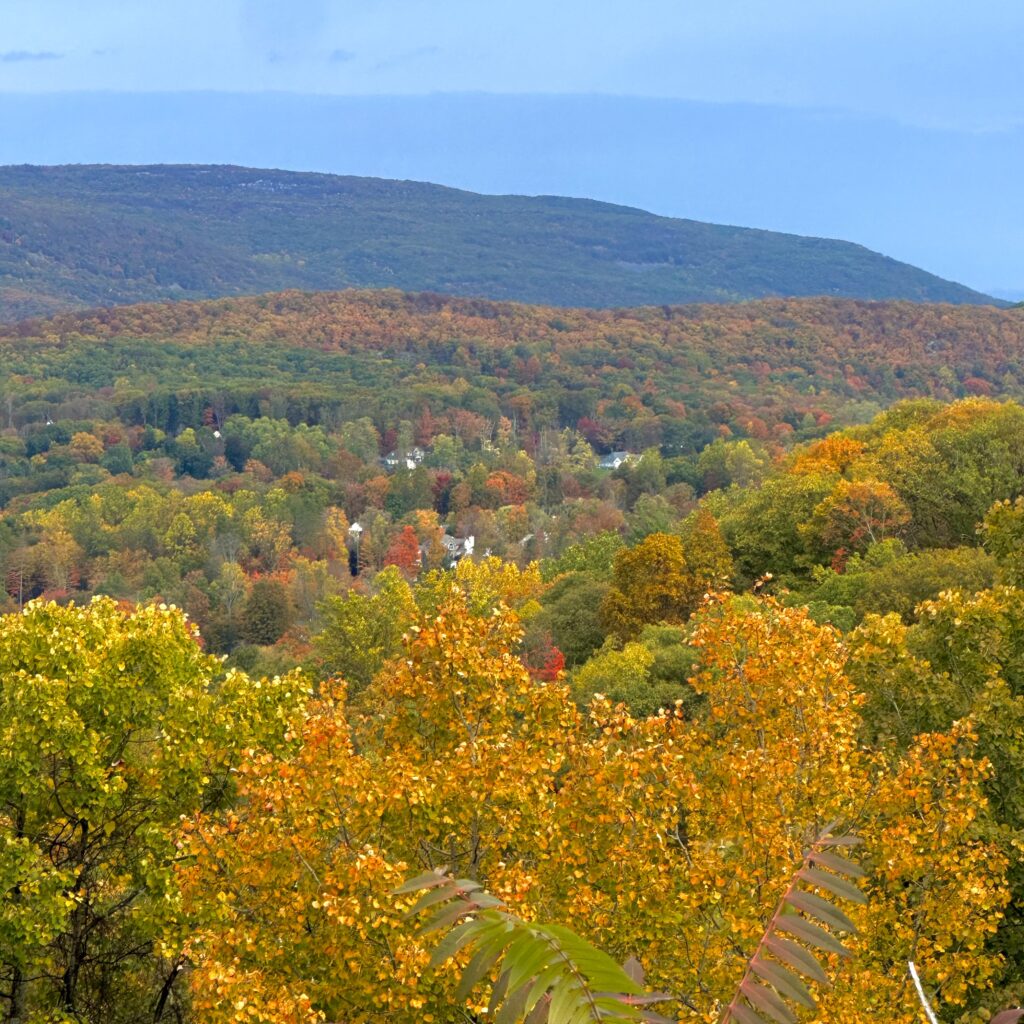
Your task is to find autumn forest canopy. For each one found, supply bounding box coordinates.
[5,286,1024,1023]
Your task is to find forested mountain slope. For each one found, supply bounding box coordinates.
[0,164,998,320]
[3,289,1022,449]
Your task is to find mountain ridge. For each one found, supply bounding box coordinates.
[0,163,999,321]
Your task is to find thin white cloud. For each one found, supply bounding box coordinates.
[0,50,64,62]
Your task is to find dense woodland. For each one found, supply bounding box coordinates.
[0,164,998,322]
[4,289,1024,1022]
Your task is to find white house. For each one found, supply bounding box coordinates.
[598,451,634,470]
[439,533,475,564]
[382,446,428,472]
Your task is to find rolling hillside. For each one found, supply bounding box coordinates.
[0,164,998,321]
[3,289,1023,457]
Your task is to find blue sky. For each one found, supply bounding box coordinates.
[2,1,1022,293]
[4,0,1021,128]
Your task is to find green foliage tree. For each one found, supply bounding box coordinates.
[541,532,625,583]
[313,566,417,691]
[241,577,293,645]
[572,639,656,711]
[535,572,610,667]
[571,624,699,716]
[794,540,995,628]
[980,496,1024,585]
[625,493,676,544]
[0,597,308,1024]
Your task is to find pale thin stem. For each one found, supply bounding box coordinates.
[907,961,939,1024]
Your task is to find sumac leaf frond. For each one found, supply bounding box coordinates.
[720,826,865,1024]
[396,870,674,1023]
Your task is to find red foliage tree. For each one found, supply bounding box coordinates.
[383,525,422,578]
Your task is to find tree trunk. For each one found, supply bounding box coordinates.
[7,965,27,1024]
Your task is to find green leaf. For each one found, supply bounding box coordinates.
[762,936,830,986]
[542,925,643,993]
[408,884,464,916]
[547,973,584,1024]
[392,869,449,895]
[496,978,533,1024]
[807,849,865,878]
[419,899,478,936]
[739,979,797,1024]
[784,889,856,933]
[775,915,850,958]
[428,918,481,968]
[455,926,516,1002]
[451,876,487,894]
[748,958,815,1009]
[797,865,867,904]
[504,930,560,994]
[525,962,567,1018]
[727,1003,770,1024]
[488,970,511,1019]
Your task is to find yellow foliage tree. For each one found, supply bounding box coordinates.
[181,592,1008,1023]
[601,532,699,639]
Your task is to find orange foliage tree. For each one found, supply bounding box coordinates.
[383,525,423,578]
[179,592,1008,1023]
[805,478,911,561]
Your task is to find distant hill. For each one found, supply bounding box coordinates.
[4,289,1024,460]
[0,164,999,321]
